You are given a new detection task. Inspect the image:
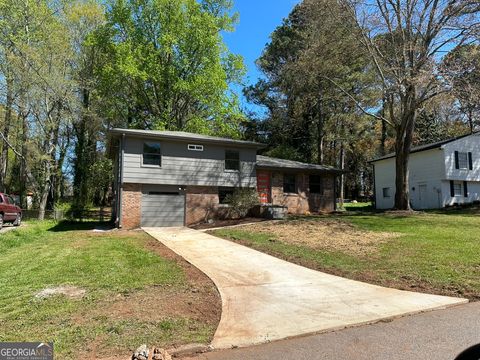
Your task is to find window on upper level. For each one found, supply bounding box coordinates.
[225,150,240,171]
[188,144,204,151]
[283,174,297,193]
[143,142,161,166]
[309,175,323,194]
[457,152,468,169]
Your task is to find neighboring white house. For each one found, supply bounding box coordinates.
[372,132,480,210]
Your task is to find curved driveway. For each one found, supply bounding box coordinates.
[143,227,467,349]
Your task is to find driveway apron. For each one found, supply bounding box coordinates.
[143,227,467,349]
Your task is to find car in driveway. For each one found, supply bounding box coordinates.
[0,193,22,229]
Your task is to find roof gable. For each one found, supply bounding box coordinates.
[371,132,479,162]
[256,155,343,173]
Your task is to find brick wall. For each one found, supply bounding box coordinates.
[271,172,335,214]
[121,183,142,229]
[185,186,221,225]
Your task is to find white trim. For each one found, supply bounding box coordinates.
[188,144,204,151]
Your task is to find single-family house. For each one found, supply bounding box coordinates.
[108,129,342,228]
[371,132,480,210]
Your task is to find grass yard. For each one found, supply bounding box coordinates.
[211,209,480,300]
[0,221,220,359]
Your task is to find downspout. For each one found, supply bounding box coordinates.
[333,173,337,211]
[117,133,125,228]
[372,163,377,210]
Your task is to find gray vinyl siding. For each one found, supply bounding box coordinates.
[122,136,257,187]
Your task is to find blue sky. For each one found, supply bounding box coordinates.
[223,0,301,114]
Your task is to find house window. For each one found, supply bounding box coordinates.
[225,150,240,171]
[309,175,323,194]
[382,187,391,198]
[283,174,297,193]
[219,187,235,204]
[453,182,462,196]
[188,144,204,151]
[458,152,468,169]
[143,142,161,166]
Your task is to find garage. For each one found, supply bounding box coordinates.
[141,185,185,227]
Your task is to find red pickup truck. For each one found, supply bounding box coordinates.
[0,193,22,229]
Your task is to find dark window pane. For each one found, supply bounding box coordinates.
[143,142,161,154]
[383,187,391,198]
[225,150,240,170]
[143,154,161,166]
[309,175,323,194]
[143,142,161,166]
[219,188,235,204]
[458,152,468,169]
[283,174,296,193]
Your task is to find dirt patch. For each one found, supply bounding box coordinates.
[235,219,400,256]
[75,235,221,360]
[35,285,86,299]
[383,210,425,217]
[190,217,266,230]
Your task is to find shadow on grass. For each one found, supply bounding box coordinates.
[424,205,480,217]
[48,220,114,232]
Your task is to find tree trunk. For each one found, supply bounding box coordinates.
[394,95,416,210]
[339,140,345,208]
[0,73,13,192]
[38,178,50,220]
[380,119,387,156]
[316,91,325,165]
[19,99,28,209]
[468,108,474,134]
[380,94,387,156]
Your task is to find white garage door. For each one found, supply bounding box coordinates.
[141,186,185,227]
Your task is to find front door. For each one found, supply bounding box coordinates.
[418,184,428,209]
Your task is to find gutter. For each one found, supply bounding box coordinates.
[256,165,345,174]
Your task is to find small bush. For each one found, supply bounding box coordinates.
[225,188,260,218]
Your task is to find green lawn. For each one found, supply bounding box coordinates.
[0,221,216,358]
[341,201,373,211]
[212,210,480,300]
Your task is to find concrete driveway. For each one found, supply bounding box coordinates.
[143,227,467,349]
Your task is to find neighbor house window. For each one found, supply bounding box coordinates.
[457,152,468,169]
[225,150,240,171]
[382,187,391,198]
[453,182,462,196]
[143,142,161,166]
[309,175,323,194]
[219,187,235,204]
[283,174,297,193]
[188,144,204,151]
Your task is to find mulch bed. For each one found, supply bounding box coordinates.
[190,217,267,230]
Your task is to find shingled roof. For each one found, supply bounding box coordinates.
[109,128,266,148]
[256,155,343,173]
[370,132,479,162]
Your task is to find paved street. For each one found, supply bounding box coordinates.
[191,302,480,360]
